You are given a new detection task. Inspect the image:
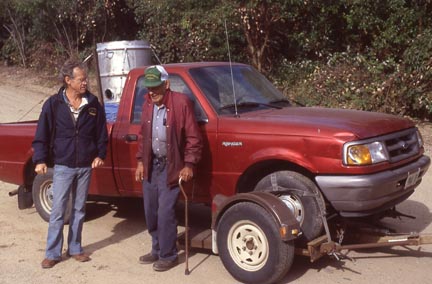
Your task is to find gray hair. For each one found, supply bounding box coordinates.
[59,59,87,87]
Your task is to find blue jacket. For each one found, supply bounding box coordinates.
[32,87,108,168]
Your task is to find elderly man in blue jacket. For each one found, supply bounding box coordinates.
[32,59,108,269]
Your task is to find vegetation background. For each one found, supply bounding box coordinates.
[1,0,431,121]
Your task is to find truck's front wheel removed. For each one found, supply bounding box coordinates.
[32,169,71,223]
[217,202,295,284]
[254,171,325,244]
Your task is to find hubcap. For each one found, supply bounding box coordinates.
[227,220,269,271]
[40,180,53,213]
[279,194,304,225]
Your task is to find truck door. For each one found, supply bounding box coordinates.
[113,74,213,201]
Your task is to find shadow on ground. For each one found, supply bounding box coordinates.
[79,195,432,283]
[281,199,432,283]
[83,198,145,254]
[82,198,213,261]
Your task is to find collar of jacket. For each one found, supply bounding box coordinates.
[55,86,96,105]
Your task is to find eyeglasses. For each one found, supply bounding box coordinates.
[71,77,88,84]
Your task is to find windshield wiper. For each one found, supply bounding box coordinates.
[269,99,292,106]
[219,101,282,111]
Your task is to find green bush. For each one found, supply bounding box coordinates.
[1,37,20,65]
[277,49,432,120]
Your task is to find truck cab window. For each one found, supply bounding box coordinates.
[132,74,207,124]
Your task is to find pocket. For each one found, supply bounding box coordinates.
[54,138,74,160]
[79,138,97,158]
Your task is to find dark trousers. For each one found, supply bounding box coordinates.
[142,158,180,261]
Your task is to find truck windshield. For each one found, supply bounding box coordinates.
[189,65,291,115]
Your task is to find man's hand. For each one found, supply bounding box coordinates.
[179,166,194,182]
[35,163,48,175]
[92,157,104,168]
[135,161,144,182]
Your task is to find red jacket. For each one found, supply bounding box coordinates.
[136,89,202,187]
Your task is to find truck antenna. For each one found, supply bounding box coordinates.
[17,98,45,122]
[224,19,239,117]
[150,44,163,65]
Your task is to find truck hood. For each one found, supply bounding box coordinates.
[220,107,415,140]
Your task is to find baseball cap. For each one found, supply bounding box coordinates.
[143,65,169,87]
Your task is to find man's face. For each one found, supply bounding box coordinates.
[147,82,166,106]
[67,67,88,95]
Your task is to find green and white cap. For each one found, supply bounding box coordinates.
[144,65,169,87]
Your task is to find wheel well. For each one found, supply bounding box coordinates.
[237,160,336,218]
[236,159,314,194]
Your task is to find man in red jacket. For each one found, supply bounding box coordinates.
[135,65,202,271]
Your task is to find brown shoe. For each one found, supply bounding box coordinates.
[41,258,60,269]
[70,253,91,262]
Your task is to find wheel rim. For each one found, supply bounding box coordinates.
[279,194,304,225]
[227,220,269,272]
[39,180,53,213]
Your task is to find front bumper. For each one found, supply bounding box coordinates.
[315,155,431,217]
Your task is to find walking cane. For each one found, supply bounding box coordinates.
[179,177,190,275]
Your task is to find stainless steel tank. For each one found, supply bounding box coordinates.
[96,40,152,103]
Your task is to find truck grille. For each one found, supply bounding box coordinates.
[384,128,420,163]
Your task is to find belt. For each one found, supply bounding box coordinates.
[153,156,167,163]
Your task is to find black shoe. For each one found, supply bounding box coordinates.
[153,258,179,272]
[139,253,158,264]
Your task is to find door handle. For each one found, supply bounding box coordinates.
[123,134,138,142]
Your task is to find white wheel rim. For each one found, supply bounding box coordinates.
[227,220,269,271]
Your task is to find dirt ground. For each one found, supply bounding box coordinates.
[0,65,432,284]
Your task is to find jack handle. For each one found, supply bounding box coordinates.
[179,177,190,275]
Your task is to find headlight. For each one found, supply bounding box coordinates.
[345,141,388,165]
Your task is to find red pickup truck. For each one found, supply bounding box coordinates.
[0,62,430,284]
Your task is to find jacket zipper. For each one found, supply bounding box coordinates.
[66,108,78,166]
[74,104,90,167]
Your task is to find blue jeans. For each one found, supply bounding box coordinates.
[45,165,92,260]
[143,159,180,261]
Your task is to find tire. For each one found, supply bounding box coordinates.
[32,168,71,223]
[254,171,325,244]
[217,202,295,284]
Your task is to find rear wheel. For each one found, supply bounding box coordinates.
[32,169,71,223]
[217,202,295,284]
[254,171,325,244]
